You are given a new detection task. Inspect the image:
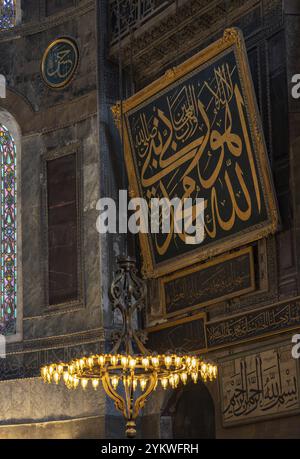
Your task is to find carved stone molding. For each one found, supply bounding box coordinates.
[109,0,283,88]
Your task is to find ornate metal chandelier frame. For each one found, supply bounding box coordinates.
[41,257,217,438]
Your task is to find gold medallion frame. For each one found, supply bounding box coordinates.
[113,28,279,278]
[159,246,255,319]
[41,37,79,89]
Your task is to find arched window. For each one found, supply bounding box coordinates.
[0,124,17,335]
[0,0,17,29]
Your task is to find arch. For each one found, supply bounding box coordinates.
[161,382,216,439]
[0,108,22,343]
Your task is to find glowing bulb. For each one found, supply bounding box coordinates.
[129,358,136,369]
[111,376,119,390]
[57,365,64,374]
[173,374,180,387]
[79,359,85,369]
[132,379,138,391]
[174,356,182,368]
[161,378,168,390]
[201,363,207,373]
[180,372,188,385]
[142,357,150,370]
[81,379,88,390]
[53,372,60,384]
[110,355,118,366]
[88,357,94,368]
[140,378,147,391]
[63,372,69,383]
[48,365,54,375]
[121,356,128,368]
[98,355,105,367]
[164,356,172,368]
[191,357,197,369]
[191,371,198,383]
[169,374,175,388]
[41,367,47,379]
[73,377,79,389]
[92,379,99,390]
[151,356,159,368]
[69,365,74,374]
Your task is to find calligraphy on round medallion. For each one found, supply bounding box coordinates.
[41,38,79,89]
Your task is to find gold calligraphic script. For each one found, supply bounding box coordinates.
[221,344,300,425]
[113,28,279,278]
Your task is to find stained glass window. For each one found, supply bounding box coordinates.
[0,0,16,29]
[0,124,17,335]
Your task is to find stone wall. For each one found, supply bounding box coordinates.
[0,0,108,438]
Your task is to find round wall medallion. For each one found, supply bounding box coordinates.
[41,37,79,89]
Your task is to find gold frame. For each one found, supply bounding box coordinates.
[146,311,208,354]
[113,28,279,278]
[160,246,255,319]
[41,37,79,90]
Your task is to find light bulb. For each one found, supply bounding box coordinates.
[111,376,119,390]
[129,358,136,369]
[164,356,172,368]
[63,372,69,383]
[173,374,180,386]
[121,356,128,368]
[81,379,88,390]
[151,356,159,368]
[79,359,85,369]
[88,357,94,368]
[191,371,198,383]
[48,365,54,375]
[41,367,47,379]
[140,378,147,391]
[174,356,182,368]
[92,379,99,390]
[69,365,74,374]
[132,379,138,391]
[142,357,150,370]
[53,372,60,384]
[161,378,168,390]
[169,375,175,389]
[180,372,188,385]
[110,355,118,366]
[73,377,79,389]
[191,357,197,369]
[57,365,64,374]
[98,355,105,367]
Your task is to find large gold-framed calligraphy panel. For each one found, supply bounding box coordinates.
[119,28,279,278]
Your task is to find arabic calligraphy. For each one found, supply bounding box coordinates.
[206,300,300,348]
[126,50,269,266]
[163,248,254,317]
[42,38,79,89]
[222,345,299,423]
[146,315,206,354]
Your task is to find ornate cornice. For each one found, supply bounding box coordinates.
[109,0,283,87]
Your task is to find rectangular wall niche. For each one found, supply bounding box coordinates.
[46,152,80,306]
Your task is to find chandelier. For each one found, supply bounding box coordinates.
[41,257,218,438]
